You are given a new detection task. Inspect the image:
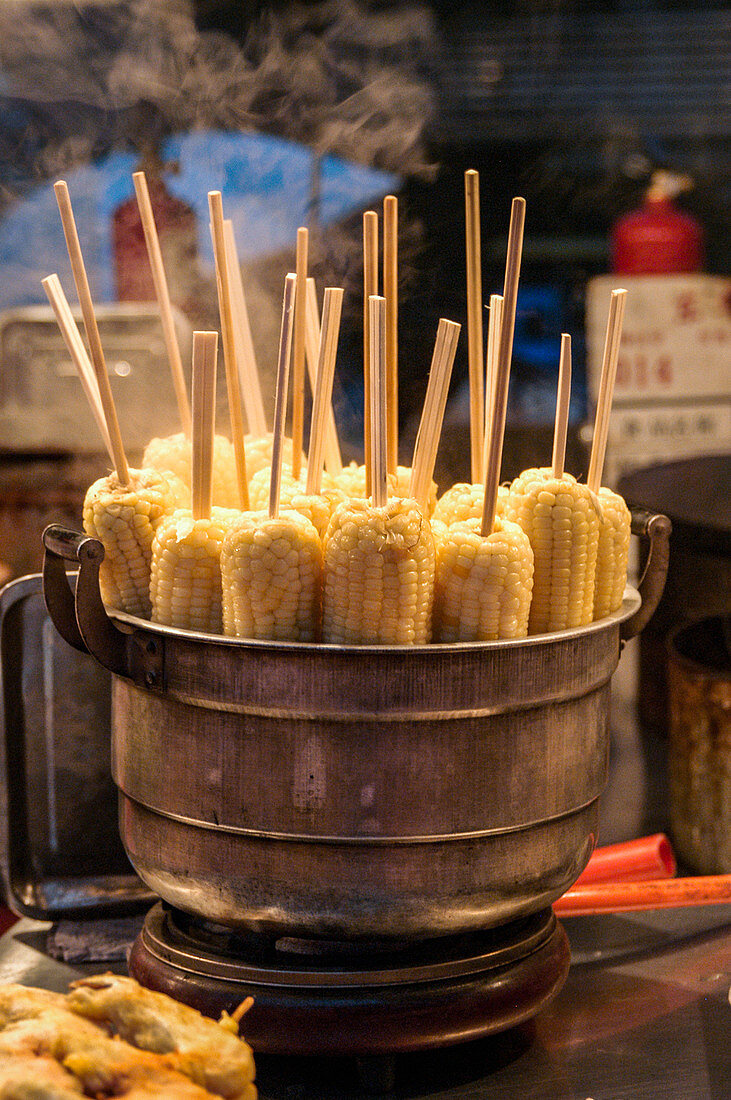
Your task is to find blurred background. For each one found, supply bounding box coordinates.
[0,0,727,579]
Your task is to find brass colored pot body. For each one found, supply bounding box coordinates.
[41,512,670,940]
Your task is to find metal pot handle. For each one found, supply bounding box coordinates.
[621,508,672,641]
[42,524,158,685]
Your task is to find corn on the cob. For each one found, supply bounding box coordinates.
[164,471,192,510]
[332,462,438,515]
[507,469,600,634]
[244,432,303,483]
[221,509,322,641]
[433,482,508,527]
[143,431,240,509]
[83,468,177,618]
[245,467,342,540]
[322,497,435,644]
[593,486,631,619]
[149,509,231,633]
[433,515,533,642]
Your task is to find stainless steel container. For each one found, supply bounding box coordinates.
[42,511,669,941]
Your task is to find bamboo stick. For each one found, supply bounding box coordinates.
[368,295,387,509]
[133,170,191,437]
[54,180,129,484]
[291,227,308,479]
[551,333,572,479]
[409,319,461,511]
[383,194,399,474]
[306,287,344,497]
[305,278,343,475]
[363,211,379,495]
[208,190,249,509]
[482,293,503,488]
[191,332,218,522]
[223,218,267,437]
[42,274,114,463]
[481,197,526,538]
[268,274,297,520]
[465,170,485,485]
[587,288,627,493]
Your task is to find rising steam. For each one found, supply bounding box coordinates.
[0,0,438,182]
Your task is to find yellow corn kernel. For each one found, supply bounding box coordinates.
[332,463,438,515]
[150,510,231,633]
[322,497,435,645]
[221,510,322,641]
[83,468,176,618]
[433,482,508,527]
[434,515,533,642]
[593,486,631,619]
[244,433,304,484]
[507,471,600,634]
[143,431,240,509]
[284,488,346,540]
[247,467,305,511]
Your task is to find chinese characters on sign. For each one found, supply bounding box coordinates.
[586,275,731,485]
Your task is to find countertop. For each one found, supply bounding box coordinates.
[1,905,729,1098]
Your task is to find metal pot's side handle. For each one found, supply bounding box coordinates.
[42,524,129,677]
[621,508,672,641]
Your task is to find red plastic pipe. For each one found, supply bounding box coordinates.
[574,833,677,887]
[554,875,731,917]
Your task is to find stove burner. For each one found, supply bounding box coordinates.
[129,903,569,1058]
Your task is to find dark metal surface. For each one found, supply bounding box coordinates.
[0,574,153,920]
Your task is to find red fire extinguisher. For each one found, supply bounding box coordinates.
[611,170,704,275]
[113,144,199,313]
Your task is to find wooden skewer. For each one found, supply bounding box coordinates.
[553,875,731,918]
[133,170,192,438]
[291,227,309,480]
[551,333,572,479]
[191,332,218,522]
[230,996,255,1024]
[42,274,114,463]
[481,197,526,538]
[306,287,344,497]
[588,288,627,494]
[223,218,267,438]
[208,190,249,510]
[305,278,343,475]
[54,180,129,484]
[368,295,388,509]
[482,293,503,489]
[383,194,399,475]
[268,274,297,520]
[363,211,379,496]
[465,170,485,485]
[409,318,461,511]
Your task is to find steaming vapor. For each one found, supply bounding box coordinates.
[0,1,439,448]
[0,0,437,181]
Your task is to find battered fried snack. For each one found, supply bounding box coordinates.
[0,978,256,1100]
[67,974,255,1100]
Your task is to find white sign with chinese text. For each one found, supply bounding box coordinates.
[586,275,730,485]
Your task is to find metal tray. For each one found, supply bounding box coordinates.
[0,573,154,919]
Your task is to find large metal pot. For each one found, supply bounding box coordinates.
[42,509,669,941]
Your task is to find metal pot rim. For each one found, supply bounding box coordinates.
[109,586,641,654]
